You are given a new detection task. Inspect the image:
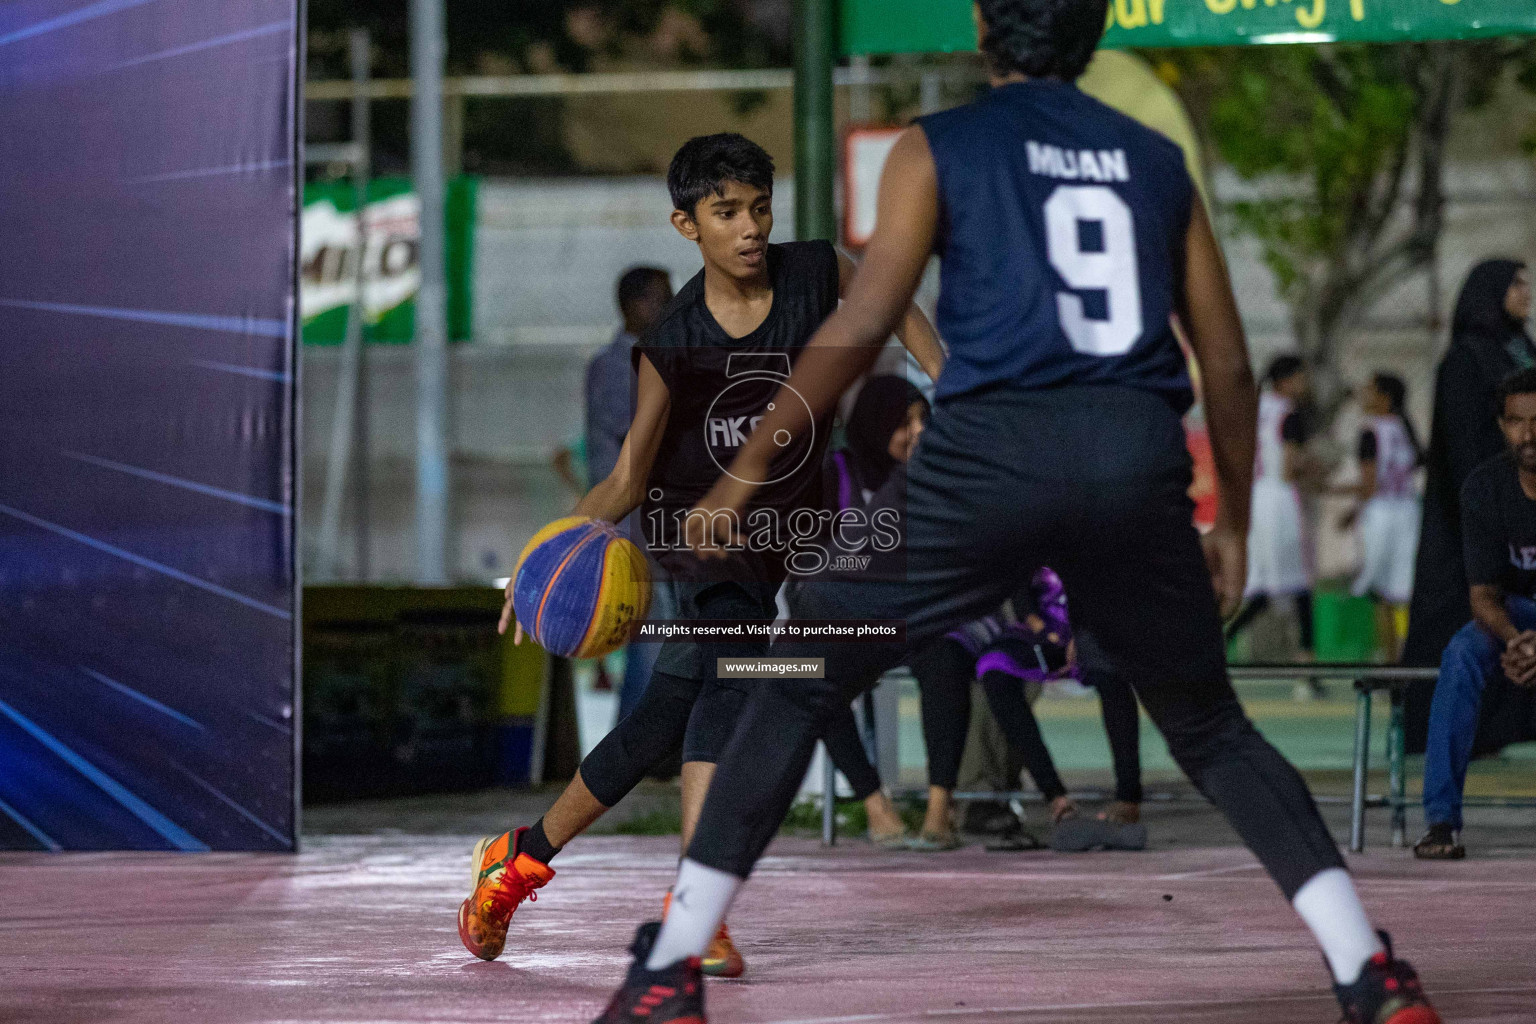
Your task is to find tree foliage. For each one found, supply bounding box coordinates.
[1158,39,1536,399]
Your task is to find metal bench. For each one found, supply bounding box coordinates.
[818,664,1475,852]
[1230,665,1439,853]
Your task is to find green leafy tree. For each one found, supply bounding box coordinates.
[1160,40,1536,403]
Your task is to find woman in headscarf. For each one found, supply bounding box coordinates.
[813,374,929,846]
[1402,260,1534,750]
[824,377,1146,850]
[826,373,928,505]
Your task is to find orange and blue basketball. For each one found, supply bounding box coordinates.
[511,517,651,659]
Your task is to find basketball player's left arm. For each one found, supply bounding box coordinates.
[686,127,940,542]
[1178,198,1258,618]
[836,249,946,384]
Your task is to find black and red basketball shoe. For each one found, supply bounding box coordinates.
[592,921,705,1024]
[1333,932,1441,1024]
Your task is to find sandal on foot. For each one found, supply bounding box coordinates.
[985,828,1045,852]
[906,831,963,851]
[1412,824,1465,860]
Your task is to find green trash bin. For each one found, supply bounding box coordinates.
[1313,588,1378,662]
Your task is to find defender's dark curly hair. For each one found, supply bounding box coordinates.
[1497,366,1536,416]
[667,133,775,217]
[976,0,1108,82]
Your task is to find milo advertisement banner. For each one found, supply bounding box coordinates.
[301,176,476,344]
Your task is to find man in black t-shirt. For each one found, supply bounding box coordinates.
[1417,367,1536,859]
[462,133,943,973]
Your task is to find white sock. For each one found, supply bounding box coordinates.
[645,859,742,970]
[1291,867,1386,984]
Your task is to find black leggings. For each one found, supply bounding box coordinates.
[685,386,1343,901]
[821,703,883,802]
[1087,668,1144,804]
[579,670,749,807]
[909,638,974,790]
[909,636,1067,799]
[578,580,767,808]
[912,636,1143,804]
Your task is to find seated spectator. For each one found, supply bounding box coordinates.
[910,569,1145,851]
[1416,367,1536,859]
[803,374,930,846]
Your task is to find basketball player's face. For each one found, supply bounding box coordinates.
[674,180,773,282]
[1500,392,1536,472]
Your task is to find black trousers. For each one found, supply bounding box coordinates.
[912,633,1140,804]
[821,703,882,802]
[909,636,1067,799]
[686,385,1343,900]
[578,581,768,807]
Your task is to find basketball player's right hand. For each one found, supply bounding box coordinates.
[497,580,524,644]
[1202,520,1246,620]
[685,472,759,558]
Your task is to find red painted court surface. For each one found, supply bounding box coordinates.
[2,836,1533,1024]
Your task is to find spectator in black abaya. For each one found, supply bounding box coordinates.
[1401,260,1534,750]
[816,374,930,846]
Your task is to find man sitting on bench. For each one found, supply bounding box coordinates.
[1418,367,1536,859]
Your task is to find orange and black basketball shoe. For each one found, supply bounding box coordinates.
[663,889,744,978]
[592,921,704,1024]
[1333,933,1441,1024]
[457,826,556,961]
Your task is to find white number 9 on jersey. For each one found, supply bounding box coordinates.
[1043,184,1143,357]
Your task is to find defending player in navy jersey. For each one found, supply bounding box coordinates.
[592,4,1440,1024]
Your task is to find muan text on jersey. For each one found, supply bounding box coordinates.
[1026,141,1130,183]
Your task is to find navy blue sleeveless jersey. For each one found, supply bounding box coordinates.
[918,80,1195,409]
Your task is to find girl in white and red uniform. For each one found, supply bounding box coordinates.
[1228,356,1316,654]
[1346,373,1423,658]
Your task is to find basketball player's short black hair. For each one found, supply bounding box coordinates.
[616,266,669,316]
[1371,373,1407,415]
[1266,355,1306,387]
[975,0,1109,82]
[1497,367,1536,415]
[667,133,775,218]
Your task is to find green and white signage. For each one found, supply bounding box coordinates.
[840,0,1536,55]
[301,176,477,345]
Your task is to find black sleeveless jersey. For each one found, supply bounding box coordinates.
[636,240,840,526]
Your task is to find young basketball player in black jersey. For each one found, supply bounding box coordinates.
[593,5,1439,1024]
[460,133,943,976]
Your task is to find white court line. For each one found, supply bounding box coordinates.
[562,863,1536,890]
[1157,861,1263,880]
[762,985,1536,1024]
